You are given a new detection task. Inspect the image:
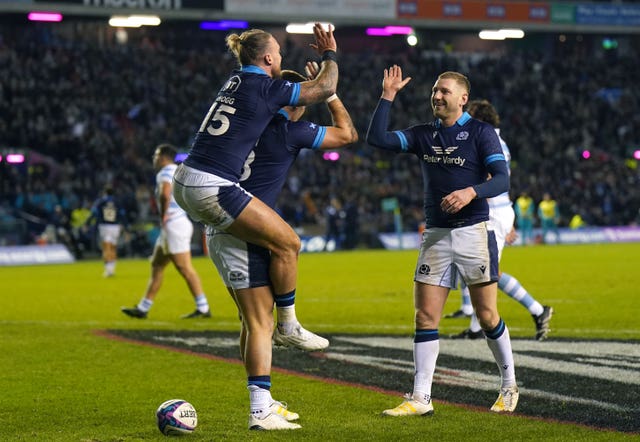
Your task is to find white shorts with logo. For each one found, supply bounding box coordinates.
[206,227,270,290]
[488,204,515,261]
[98,224,121,245]
[156,215,193,255]
[414,221,499,288]
[172,164,252,230]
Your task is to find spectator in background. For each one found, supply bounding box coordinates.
[538,192,560,244]
[514,191,535,245]
[323,196,343,250]
[86,186,126,277]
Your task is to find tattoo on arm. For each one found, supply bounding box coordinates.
[298,61,337,105]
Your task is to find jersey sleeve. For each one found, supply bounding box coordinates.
[265,78,301,110]
[366,99,413,153]
[286,120,326,152]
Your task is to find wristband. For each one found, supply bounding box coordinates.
[326,94,338,103]
[321,50,338,63]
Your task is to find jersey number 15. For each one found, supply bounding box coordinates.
[198,102,237,136]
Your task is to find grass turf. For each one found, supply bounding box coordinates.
[1,242,639,440]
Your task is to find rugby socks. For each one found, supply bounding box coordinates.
[498,273,544,316]
[484,319,517,388]
[274,290,297,334]
[459,283,474,316]
[413,329,439,403]
[104,261,116,275]
[195,294,209,313]
[469,312,482,333]
[248,376,272,419]
[137,297,153,313]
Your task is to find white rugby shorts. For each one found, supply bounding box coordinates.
[205,227,270,290]
[156,215,193,255]
[414,221,499,288]
[98,224,121,245]
[488,204,516,260]
[172,164,253,230]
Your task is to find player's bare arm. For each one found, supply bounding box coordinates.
[298,23,338,105]
[322,98,358,147]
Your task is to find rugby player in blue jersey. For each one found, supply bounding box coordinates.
[205,66,357,431]
[367,66,519,416]
[86,186,126,277]
[449,99,553,341]
[173,23,337,350]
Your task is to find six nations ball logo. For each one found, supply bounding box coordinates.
[105,330,640,433]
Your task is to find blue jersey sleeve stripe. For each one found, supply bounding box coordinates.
[484,153,505,165]
[289,83,301,106]
[312,126,327,149]
[394,130,409,152]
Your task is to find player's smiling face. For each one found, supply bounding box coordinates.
[431,78,468,125]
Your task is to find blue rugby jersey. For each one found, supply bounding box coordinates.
[184,65,301,182]
[90,195,125,225]
[240,110,326,208]
[367,99,508,228]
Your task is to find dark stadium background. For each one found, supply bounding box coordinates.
[1,0,639,258]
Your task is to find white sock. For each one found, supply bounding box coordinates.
[277,306,298,334]
[469,312,482,333]
[195,294,209,313]
[137,298,153,312]
[485,321,517,388]
[248,385,272,419]
[413,339,439,403]
[460,283,474,315]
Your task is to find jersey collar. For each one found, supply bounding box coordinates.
[435,111,471,128]
[241,65,268,76]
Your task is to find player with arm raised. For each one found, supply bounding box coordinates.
[206,66,357,431]
[172,23,336,345]
[366,65,519,416]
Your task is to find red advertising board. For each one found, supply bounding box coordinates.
[398,0,550,22]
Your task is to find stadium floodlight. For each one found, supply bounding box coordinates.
[407,34,418,46]
[108,15,161,28]
[6,154,25,164]
[385,26,413,35]
[479,28,525,40]
[200,20,248,30]
[500,28,525,39]
[366,28,392,36]
[128,15,161,26]
[479,30,506,40]
[366,26,414,37]
[286,22,333,34]
[109,16,141,27]
[28,12,63,22]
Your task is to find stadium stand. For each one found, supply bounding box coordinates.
[1,21,639,252]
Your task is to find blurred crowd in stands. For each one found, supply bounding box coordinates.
[1,21,639,254]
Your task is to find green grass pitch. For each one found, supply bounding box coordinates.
[1,242,639,441]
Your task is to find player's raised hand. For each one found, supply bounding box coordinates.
[382,65,411,101]
[304,61,320,80]
[310,22,337,55]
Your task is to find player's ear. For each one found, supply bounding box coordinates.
[264,53,273,66]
